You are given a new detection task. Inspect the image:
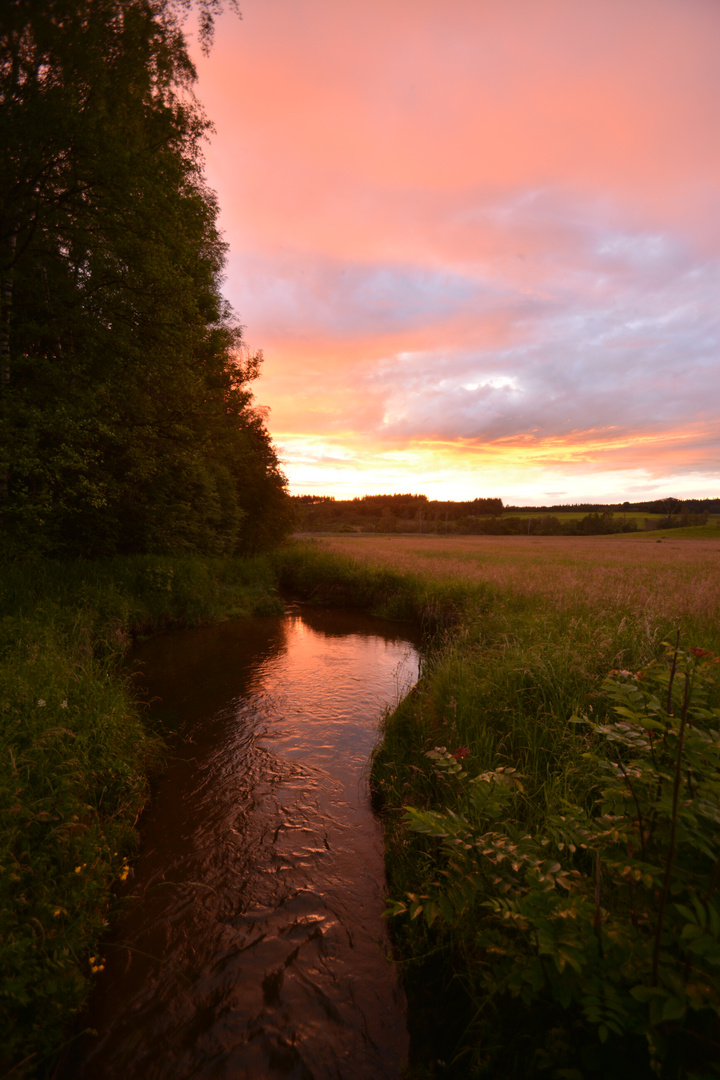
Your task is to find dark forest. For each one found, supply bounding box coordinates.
[1,0,291,559]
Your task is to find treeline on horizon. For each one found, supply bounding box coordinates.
[507,496,720,514]
[0,0,292,561]
[293,493,718,535]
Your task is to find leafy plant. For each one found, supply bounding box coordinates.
[390,640,720,1076]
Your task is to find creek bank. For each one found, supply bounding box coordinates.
[0,554,283,1078]
[66,606,421,1079]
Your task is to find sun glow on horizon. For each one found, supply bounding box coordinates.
[275,420,720,503]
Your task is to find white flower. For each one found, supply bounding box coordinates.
[60,700,68,708]
[37,699,46,707]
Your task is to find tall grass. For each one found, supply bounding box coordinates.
[0,554,281,1078]
[318,534,720,631]
[271,542,495,631]
[308,537,720,1078]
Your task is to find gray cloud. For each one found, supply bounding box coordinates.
[228,187,719,464]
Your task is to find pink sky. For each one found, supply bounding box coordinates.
[192,0,719,502]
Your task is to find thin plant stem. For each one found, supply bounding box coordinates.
[593,849,604,957]
[652,670,690,986]
[614,755,646,860]
[706,851,720,903]
[666,630,680,715]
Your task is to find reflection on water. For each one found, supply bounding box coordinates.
[70,606,420,1079]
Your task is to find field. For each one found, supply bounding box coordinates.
[314,534,720,627]
[500,510,663,523]
[284,535,720,1078]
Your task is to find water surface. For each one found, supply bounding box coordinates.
[72,606,420,1079]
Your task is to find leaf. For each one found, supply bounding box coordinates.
[438,894,455,923]
[660,996,686,1022]
[690,892,709,930]
[423,900,438,928]
[629,985,667,1002]
[708,901,720,939]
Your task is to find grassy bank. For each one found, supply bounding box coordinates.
[291,538,720,1078]
[271,541,495,630]
[0,555,282,1078]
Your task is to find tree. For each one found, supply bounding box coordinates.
[0,0,290,556]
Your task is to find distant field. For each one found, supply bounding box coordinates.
[650,521,720,539]
[500,510,664,522]
[501,510,720,530]
[316,533,720,624]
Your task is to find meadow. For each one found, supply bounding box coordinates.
[316,534,720,629]
[298,535,720,1079]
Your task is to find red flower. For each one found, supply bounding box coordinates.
[452,746,470,760]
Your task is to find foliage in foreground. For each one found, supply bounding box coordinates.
[0,617,150,1074]
[0,554,281,1077]
[391,643,720,1077]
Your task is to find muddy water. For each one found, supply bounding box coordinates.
[72,606,420,1080]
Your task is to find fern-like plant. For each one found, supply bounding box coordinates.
[390,640,720,1077]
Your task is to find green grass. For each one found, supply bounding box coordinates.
[0,554,283,1078]
[271,541,495,630]
[631,524,720,540]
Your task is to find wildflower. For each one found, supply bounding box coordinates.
[74,864,86,874]
[89,956,105,973]
[60,700,68,708]
[53,909,62,917]
[37,699,46,707]
[452,746,470,761]
[118,860,130,882]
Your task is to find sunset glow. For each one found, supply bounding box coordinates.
[194,0,719,502]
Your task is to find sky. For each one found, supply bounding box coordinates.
[191,0,720,504]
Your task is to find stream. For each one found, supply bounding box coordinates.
[69,605,421,1079]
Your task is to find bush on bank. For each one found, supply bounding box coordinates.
[0,554,281,1078]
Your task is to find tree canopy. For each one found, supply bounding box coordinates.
[0,0,291,557]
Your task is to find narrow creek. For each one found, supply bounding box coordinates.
[69,605,421,1079]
